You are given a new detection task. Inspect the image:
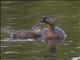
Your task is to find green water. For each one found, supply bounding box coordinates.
[1,1,80,60]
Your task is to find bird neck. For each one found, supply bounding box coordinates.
[46,24,55,40]
[47,24,54,32]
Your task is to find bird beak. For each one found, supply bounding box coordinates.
[40,20,45,22]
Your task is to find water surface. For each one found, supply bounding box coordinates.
[1,1,80,60]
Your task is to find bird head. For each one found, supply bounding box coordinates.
[40,16,55,25]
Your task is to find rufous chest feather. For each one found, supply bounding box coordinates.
[46,25,54,40]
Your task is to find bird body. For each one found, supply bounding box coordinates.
[12,29,41,39]
[40,26,66,46]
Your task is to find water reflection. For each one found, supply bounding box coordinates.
[1,38,57,60]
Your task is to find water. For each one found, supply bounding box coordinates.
[72,57,80,60]
[1,1,80,60]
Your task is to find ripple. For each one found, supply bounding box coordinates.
[32,50,41,53]
[64,43,70,46]
[8,22,16,25]
[1,39,34,42]
[72,57,80,60]
[1,26,11,33]
[1,6,9,9]
[70,51,75,53]
[76,47,80,49]
[1,39,10,42]
[69,40,73,43]
[64,52,69,55]
[1,26,15,37]
[4,51,19,54]
[78,23,80,25]
[0,46,10,48]
[1,59,12,60]
[75,26,80,29]
[1,1,14,4]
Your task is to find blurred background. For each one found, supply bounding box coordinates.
[1,1,80,60]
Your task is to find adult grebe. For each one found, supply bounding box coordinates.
[40,16,67,57]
